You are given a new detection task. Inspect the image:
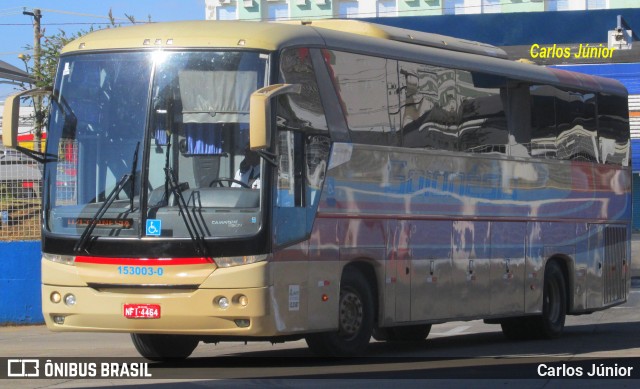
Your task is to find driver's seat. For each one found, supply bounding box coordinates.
[192,156,220,189]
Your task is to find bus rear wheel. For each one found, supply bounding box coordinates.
[305,270,374,356]
[131,334,199,361]
[531,261,567,339]
[500,262,567,341]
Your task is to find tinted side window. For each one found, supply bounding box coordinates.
[324,50,400,146]
[277,48,328,133]
[555,89,598,162]
[598,94,629,166]
[277,48,330,209]
[530,85,558,159]
[400,61,457,151]
[457,71,508,154]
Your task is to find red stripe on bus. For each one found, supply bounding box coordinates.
[74,256,213,265]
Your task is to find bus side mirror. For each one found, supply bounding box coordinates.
[2,88,52,149]
[249,83,301,150]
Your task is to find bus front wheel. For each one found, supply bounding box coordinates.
[305,270,374,356]
[131,333,199,361]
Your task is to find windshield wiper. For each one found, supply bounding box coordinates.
[164,166,208,257]
[160,127,208,257]
[73,142,140,254]
[129,142,140,211]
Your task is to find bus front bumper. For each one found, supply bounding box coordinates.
[41,284,278,336]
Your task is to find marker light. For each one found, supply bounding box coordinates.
[237,295,248,307]
[43,253,76,265]
[50,292,61,304]
[214,254,267,268]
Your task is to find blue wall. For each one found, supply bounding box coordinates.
[554,63,640,95]
[0,241,43,324]
[365,9,640,46]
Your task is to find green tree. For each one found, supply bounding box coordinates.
[21,9,140,89]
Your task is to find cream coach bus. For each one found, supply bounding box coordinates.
[2,19,631,359]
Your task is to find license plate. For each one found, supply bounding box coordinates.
[123,304,161,319]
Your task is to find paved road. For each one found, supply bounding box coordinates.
[2,286,640,388]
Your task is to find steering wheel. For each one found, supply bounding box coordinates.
[209,178,250,188]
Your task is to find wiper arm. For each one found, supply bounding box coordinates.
[73,172,132,253]
[164,166,208,257]
[129,142,140,211]
[73,143,140,254]
[158,120,207,256]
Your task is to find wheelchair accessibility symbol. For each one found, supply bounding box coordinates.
[146,219,161,236]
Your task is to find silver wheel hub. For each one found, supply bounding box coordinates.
[339,289,363,339]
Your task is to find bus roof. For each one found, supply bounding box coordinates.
[61,19,505,58]
[61,20,627,97]
[60,20,325,53]
[281,19,508,59]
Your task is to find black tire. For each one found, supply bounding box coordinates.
[386,324,432,342]
[305,270,374,356]
[131,334,199,361]
[530,261,567,339]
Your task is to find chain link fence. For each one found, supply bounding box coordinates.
[0,148,41,240]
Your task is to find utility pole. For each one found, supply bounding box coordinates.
[23,8,42,152]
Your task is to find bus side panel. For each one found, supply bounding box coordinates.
[587,224,605,309]
[388,219,412,323]
[409,220,453,322]
[525,222,577,314]
[525,222,545,314]
[489,222,526,316]
[338,217,387,324]
[306,217,341,331]
[573,222,590,312]
[319,144,614,227]
[450,220,491,319]
[271,241,310,333]
[585,223,629,310]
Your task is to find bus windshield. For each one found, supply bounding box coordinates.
[44,51,269,241]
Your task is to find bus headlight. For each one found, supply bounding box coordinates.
[43,253,76,265]
[64,294,76,306]
[214,254,267,268]
[216,296,230,310]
